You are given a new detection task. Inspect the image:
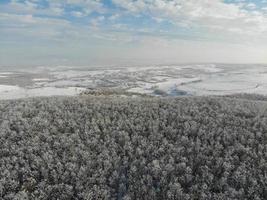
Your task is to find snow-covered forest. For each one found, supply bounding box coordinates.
[0,95,267,199]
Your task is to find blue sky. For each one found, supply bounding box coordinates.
[0,0,267,66]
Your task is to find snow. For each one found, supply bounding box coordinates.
[0,85,86,100]
[32,78,50,82]
[191,64,223,73]
[0,85,26,100]
[0,64,267,99]
[27,87,86,97]
[0,72,13,75]
[0,85,21,93]
[127,87,151,94]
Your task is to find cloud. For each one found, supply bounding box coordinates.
[0,0,266,66]
[245,3,257,9]
[90,16,105,27]
[1,0,64,16]
[111,0,267,38]
[0,12,71,40]
[1,0,105,17]
[0,12,70,26]
[65,0,105,16]
[109,14,120,21]
[71,11,84,18]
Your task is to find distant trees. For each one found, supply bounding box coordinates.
[0,95,266,199]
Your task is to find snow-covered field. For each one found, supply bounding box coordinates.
[0,64,267,99]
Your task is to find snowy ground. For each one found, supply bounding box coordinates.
[0,64,267,99]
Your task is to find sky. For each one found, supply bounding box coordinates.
[0,0,267,66]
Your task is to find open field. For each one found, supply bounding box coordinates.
[1,64,267,99]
